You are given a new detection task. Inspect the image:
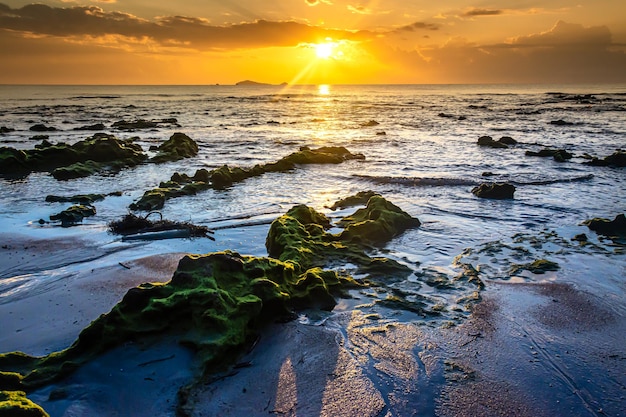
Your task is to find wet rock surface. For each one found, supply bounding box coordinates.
[471,182,516,199]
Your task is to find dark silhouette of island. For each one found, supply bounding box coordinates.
[235,80,288,86]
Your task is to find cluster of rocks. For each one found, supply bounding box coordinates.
[130,146,365,211]
[477,135,517,149]
[0,132,198,180]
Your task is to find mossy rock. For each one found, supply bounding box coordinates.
[338,195,421,245]
[45,192,120,205]
[0,133,147,178]
[583,214,626,237]
[150,133,199,163]
[49,205,96,226]
[51,160,104,180]
[329,191,380,210]
[510,259,560,275]
[0,390,49,417]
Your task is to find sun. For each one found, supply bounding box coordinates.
[315,42,335,59]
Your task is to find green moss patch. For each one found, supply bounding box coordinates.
[149,132,199,163]
[0,390,49,417]
[49,205,96,227]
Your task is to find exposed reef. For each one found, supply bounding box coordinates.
[130,146,365,211]
[328,190,380,210]
[471,183,516,199]
[45,192,122,205]
[0,194,427,416]
[0,132,199,179]
[0,133,146,178]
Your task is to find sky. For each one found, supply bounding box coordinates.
[1,0,625,85]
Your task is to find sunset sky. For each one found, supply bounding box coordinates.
[1,1,625,85]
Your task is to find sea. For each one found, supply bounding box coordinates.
[0,83,624,321]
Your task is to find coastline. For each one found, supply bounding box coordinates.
[2,234,624,416]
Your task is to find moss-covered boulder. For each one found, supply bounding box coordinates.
[0,390,49,417]
[338,195,421,245]
[149,133,199,163]
[51,160,103,180]
[471,182,515,199]
[583,214,626,237]
[49,205,96,226]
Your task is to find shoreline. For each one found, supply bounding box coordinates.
[1,230,625,416]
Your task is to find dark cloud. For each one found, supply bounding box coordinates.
[374,21,626,84]
[398,21,440,32]
[462,8,503,17]
[0,3,368,49]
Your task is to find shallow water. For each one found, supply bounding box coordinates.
[0,84,624,322]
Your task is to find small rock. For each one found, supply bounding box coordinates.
[471,182,515,199]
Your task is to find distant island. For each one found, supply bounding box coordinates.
[235,80,288,86]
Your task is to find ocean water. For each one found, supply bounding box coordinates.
[0,84,624,321]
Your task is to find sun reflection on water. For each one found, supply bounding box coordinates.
[318,84,330,95]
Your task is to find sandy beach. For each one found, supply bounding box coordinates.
[1,232,624,416]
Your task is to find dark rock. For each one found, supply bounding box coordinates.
[29,124,57,132]
[510,259,560,275]
[376,131,386,136]
[0,126,15,134]
[525,148,573,162]
[52,161,103,180]
[361,120,379,127]
[112,119,158,130]
[572,233,588,242]
[583,214,626,237]
[471,182,515,199]
[45,193,119,205]
[75,123,106,131]
[549,119,574,126]
[31,135,49,141]
[477,136,508,149]
[584,150,626,168]
[498,136,517,145]
[481,171,495,177]
[50,205,96,226]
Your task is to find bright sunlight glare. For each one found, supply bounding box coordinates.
[315,42,335,59]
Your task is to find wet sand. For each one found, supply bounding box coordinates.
[1,234,625,416]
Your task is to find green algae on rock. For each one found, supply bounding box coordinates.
[0,390,49,417]
[131,146,365,211]
[0,133,146,178]
[583,214,626,237]
[45,192,122,205]
[149,132,199,163]
[510,259,560,275]
[337,195,421,245]
[49,205,96,227]
[328,190,380,210]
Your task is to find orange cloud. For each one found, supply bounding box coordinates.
[373,21,626,83]
[0,3,368,50]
